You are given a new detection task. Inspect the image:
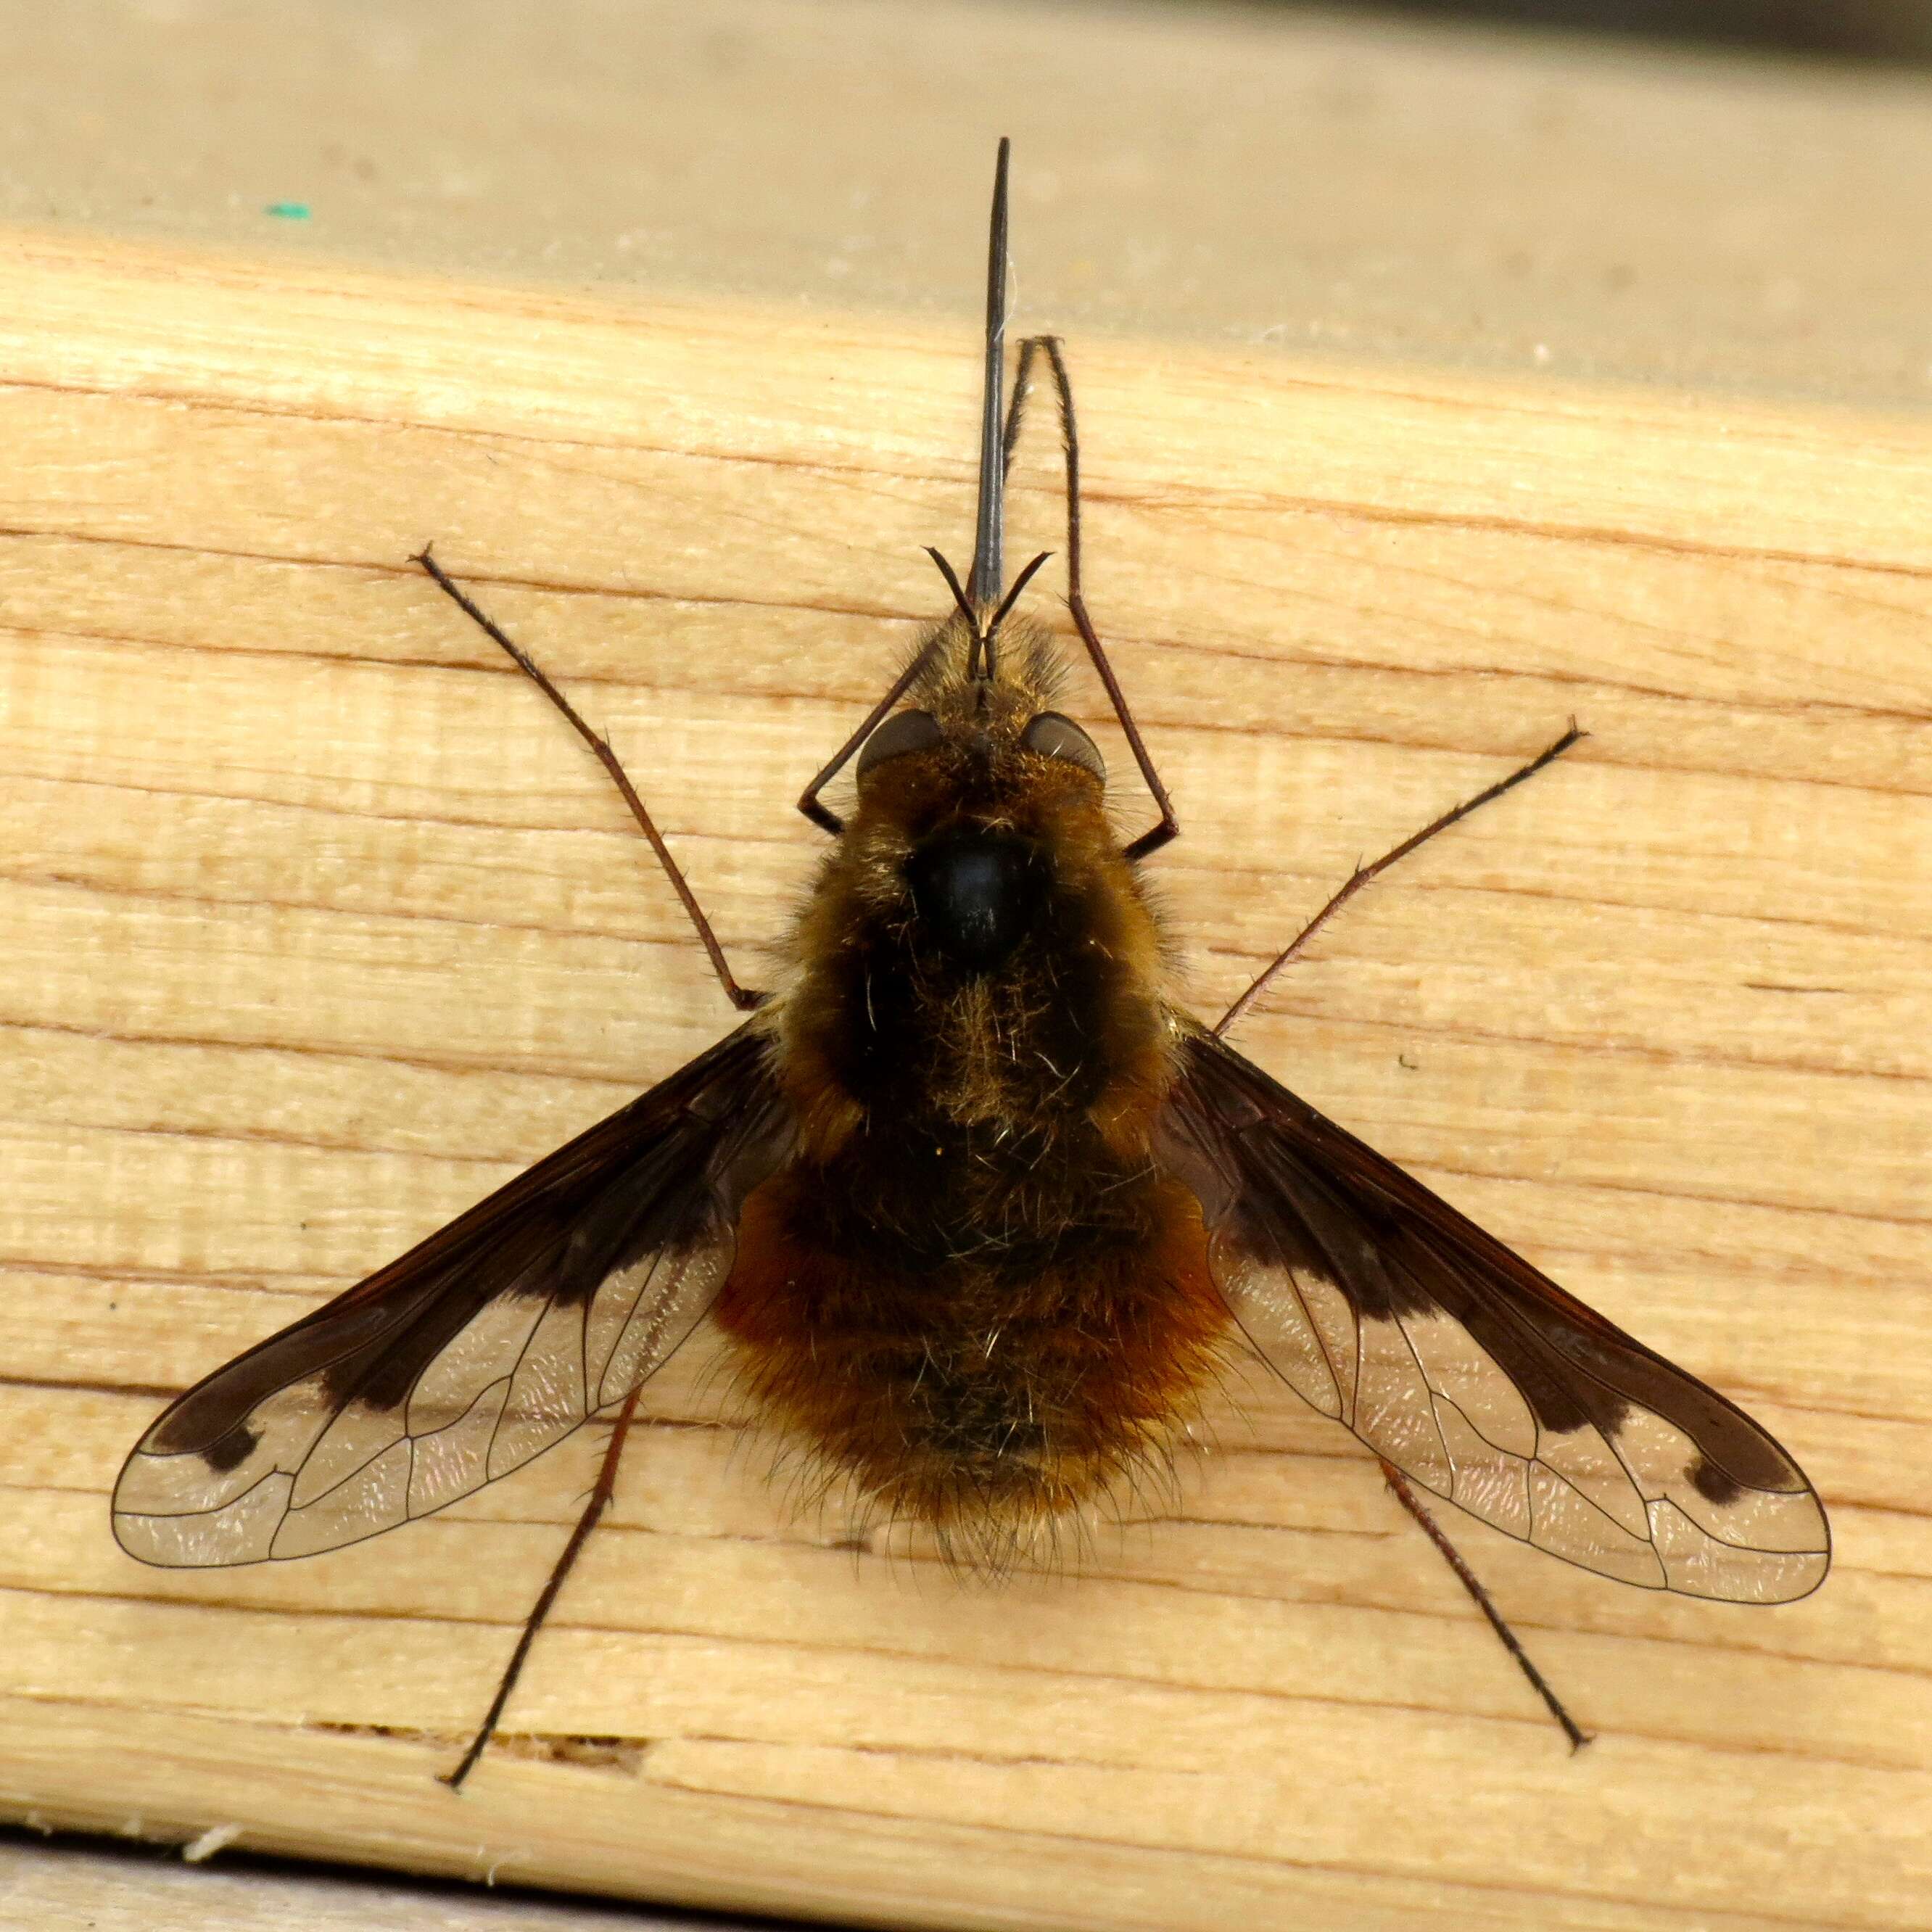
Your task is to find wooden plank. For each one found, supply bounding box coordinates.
[0,222,1928,1932]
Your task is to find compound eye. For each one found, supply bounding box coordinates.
[1020,711,1105,783]
[857,709,944,778]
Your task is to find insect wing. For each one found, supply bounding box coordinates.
[114,1024,793,1567]
[1156,1023,1828,1601]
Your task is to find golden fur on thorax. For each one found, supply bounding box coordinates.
[711,611,1232,1568]
[780,611,1174,1160]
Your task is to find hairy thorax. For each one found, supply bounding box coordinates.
[711,648,1232,1565]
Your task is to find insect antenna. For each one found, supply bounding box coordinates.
[926,543,1054,671]
[926,545,974,629]
[987,550,1053,642]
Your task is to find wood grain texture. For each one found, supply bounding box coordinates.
[0,224,1928,1931]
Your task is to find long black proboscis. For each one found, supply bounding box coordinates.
[967,137,1010,619]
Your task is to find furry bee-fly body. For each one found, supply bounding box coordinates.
[717,606,1227,1564]
[115,139,1828,1784]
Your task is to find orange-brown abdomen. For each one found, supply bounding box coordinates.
[714,1165,1226,1564]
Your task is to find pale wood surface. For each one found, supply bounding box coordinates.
[1,157,1930,1932]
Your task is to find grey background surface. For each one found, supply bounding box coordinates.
[4,0,1931,405]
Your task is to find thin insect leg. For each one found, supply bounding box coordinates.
[1377,1458,1590,1752]
[795,638,944,838]
[1002,335,1040,480]
[442,1384,646,1791]
[414,550,764,1012]
[1215,722,1584,1037]
[1029,336,1180,863]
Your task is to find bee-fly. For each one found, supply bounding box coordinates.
[114,140,1830,1787]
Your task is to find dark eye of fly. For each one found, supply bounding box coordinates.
[857,708,944,777]
[905,827,1049,973]
[1020,711,1105,783]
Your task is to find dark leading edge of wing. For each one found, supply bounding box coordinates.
[113,1025,794,1568]
[1155,1021,1829,1602]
